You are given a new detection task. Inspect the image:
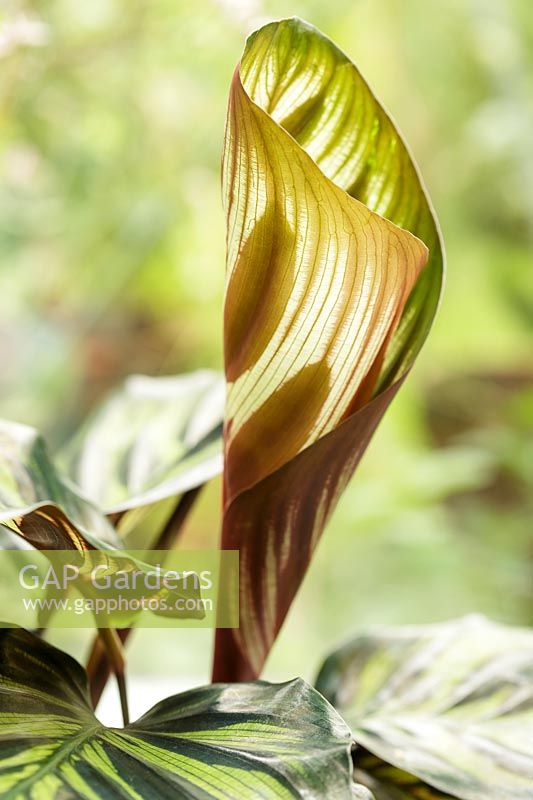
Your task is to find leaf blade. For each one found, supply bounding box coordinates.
[0,418,118,550]
[240,17,444,385]
[215,17,442,681]
[0,627,354,800]
[223,69,427,500]
[215,380,403,680]
[60,371,224,515]
[0,421,203,626]
[316,616,533,800]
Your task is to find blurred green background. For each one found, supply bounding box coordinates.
[1,0,532,719]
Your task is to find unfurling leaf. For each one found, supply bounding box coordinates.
[60,370,224,515]
[214,18,443,680]
[0,627,354,799]
[316,616,533,800]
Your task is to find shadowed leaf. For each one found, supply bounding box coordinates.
[214,17,443,680]
[0,627,354,799]
[353,748,456,799]
[316,616,533,800]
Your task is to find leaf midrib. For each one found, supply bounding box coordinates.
[3,722,102,799]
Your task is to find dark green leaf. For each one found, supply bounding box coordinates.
[0,627,354,799]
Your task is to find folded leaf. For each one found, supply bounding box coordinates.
[0,421,202,625]
[0,627,354,799]
[0,418,118,550]
[60,370,224,515]
[214,18,443,680]
[316,616,533,800]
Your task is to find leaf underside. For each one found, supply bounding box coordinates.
[0,374,222,625]
[0,627,354,799]
[214,17,443,681]
[316,615,533,800]
[0,418,118,551]
[0,370,224,564]
[0,371,224,553]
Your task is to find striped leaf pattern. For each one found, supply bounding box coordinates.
[214,18,443,680]
[0,371,223,552]
[0,627,354,799]
[316,616,533,800]
[0,418,118,551]
[0,419,202,626]
[60,371,224,516]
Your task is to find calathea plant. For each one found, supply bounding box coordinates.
[0,17,530,800]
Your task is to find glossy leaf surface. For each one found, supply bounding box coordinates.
[0,421,201,625]
[61,371,224,514]
[215,18,443,680]
[316,616,533,800]
[0,418,117,550]
[0,627,354,799]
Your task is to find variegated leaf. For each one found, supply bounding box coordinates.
[0,421,202,625]
[60,370,224,515]
[0,627,354,799]
[0,418,118,550]
[316,616,533,800]
[214,18,443,680]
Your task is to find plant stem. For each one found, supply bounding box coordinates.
[152,485,202,549]
[86,486,203,709]
[98,628,129,725]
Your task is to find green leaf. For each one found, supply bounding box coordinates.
[316,616,533,800]
[60,371,224,515]
[0,421,202,626]
[0,418,118,550]
[238,18,443,385]
[0,627,354,799]
[214,17,443,680]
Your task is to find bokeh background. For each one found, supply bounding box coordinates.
[1,0,532,722]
